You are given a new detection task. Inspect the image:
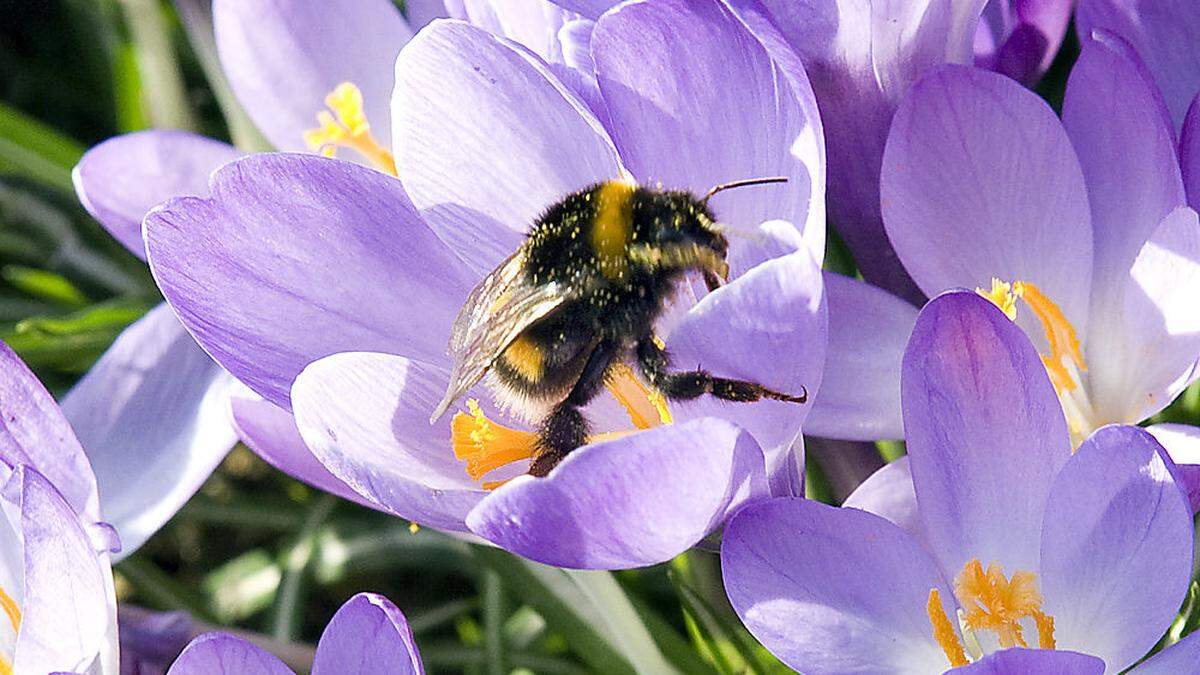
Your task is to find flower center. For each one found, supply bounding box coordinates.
[927,559,1055,667]
[451,364,672,488]
[0,585,22,675]
[977,278,1094,443]
[304,82,397,176]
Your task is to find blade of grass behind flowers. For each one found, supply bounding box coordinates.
[0,103,83,194]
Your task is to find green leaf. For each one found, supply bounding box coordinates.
[669,567,791,675]
[202,548,282,623]
[3,298,150,372]
[2,266,89,308]
[0,103,84,194]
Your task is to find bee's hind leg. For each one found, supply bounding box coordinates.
[529,339,618,477]
[634,336,807,405]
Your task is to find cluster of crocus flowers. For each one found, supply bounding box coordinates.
[723,292,1200,673]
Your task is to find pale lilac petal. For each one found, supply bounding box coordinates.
[665,252,826,493]
[5,467,114,675]
[882,65,1093,333]
[405,0,450,29]
[728,0,988,299]
[1129,629,1200,674]
[0,341,97,521]
[843,456,922,543]
[1146,423,1200,512]
[593,0,825,259]
[544,0,617,19]
[73,130,239,259]
[468,419,767,569]
[721,498,952,675]
[1115,207,1200,421]
[144,153,475,409]
[953,648,1104,674]
[392,20,622,274]
[291,352,484,532]
[448,0,579,64]
[214,0,410,154]
[903,291,1070,579]
[975,0,1074,84]
[804,273,914,441]
[230,393,377,509]
[313,593,423,675]
[1062,30,1184,317]
[1040,425,1193,673]
[166,633,292,675]
[1077,0,1200,133]
[60,304,238,559]
[1183,94,1200,209]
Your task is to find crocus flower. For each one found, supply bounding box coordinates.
[0,342,120,674]
[71,0,597,556]
[143,0,828,569]
[806,34,1200,505]
[165,593,422,675]
[724,0,1073,299]
[722,292,1199,674]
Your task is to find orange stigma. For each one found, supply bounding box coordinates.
[304,82,397,176]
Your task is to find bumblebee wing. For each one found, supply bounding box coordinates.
[431,263,569,423]
[449,250,525,354]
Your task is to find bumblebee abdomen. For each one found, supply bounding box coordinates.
[489,310,598,420]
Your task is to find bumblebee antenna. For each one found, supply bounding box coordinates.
[702,176,788,204]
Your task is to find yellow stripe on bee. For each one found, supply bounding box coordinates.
[502,335,544,381]
[592,180,636,279]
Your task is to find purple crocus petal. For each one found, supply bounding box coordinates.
[665,252,826,492]
[312,593,423,675]
[1118,207,1200,422]
[1040,425,1192,673]
[60,304,238,559]
[405,0,450,29]
[290,352,484,532]
[593,0,825,259]
[144,153,475,409]
[843,457,922,543]
[1184,93,1200,209]
[213,0,410,154]
[392,20,622,274]
[230,393,378,509]
[73,130,239,259]
[882,65,1093,332]
[166,633,291,675]
[1076,0,1200,133]
[727,0,987,300]
[974,0,1074,85]
[5,467,113,675]
[953,648,1105,674]
[1146,423,1200,512]
[903,291,1070,579]
[804,272,914,441]
[721,498,953,674]
[545,0,617,19]
[1129,629,1200,674]
[448,0,580,64]
[1062,31,1184,312]
[0,341,97,521]
[468,419,767,569]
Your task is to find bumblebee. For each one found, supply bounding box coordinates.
[430,177,807,476]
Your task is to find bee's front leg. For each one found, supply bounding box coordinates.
[634,336,807,404]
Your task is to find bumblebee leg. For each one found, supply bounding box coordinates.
[634,337,807,404]
[529,340,618,477]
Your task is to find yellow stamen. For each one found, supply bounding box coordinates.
[0,658,11,675]
[482,478,512,491]
[408,522,420,534]
[606,363,673,429]
[953,559,1055,650]
[975,278,1087,396]
[927,588,969,668]
[451,400,539,481]
[0,586,20,633]
[303,82,397,176]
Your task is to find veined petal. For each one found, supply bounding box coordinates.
[722,498,952,675]
[214,0,411,154]
[882,65,1093,333]
[544,0,617,19]
[1146,423,1200,512]
[1128,629,1200,674]
[144,153,475,409]
[166,633,292,675]
[804,272,914,441]
[468,419,767,569]
[392,19,623,275]
[952,648,1104,674]
[447,0,581,65]
[61,304,238,560]
[291,352,484,532]
[313,593,423,675]
[73,130,239,259]
[1040,425,1193,673]
[1184,93,1200,209]
[974,0,1074,84]
[902,292,1070,580]
[843,456,922,544]
[593,0,825,260]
